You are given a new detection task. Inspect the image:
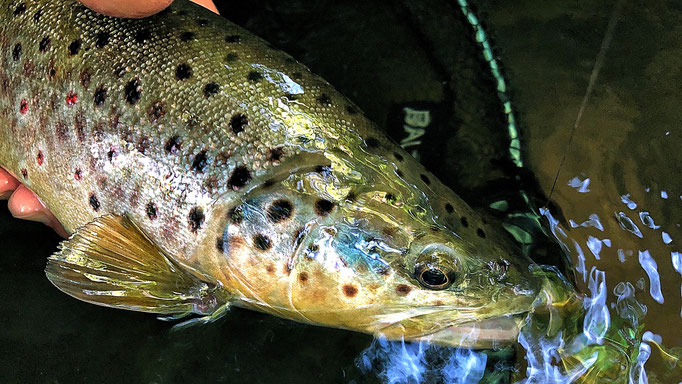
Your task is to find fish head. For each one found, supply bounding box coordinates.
[299,183,548,348]
[202,149,551,348]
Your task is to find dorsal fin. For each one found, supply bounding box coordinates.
[45,215,224,315]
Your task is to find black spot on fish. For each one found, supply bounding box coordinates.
[13,3,26,15]
[228,205,244,224]
[146,202,157,220]
[385,193,395,202]
[68,40,81,55]
[38,36,50,52]
[124,79,141,105]
[107,147,117,161]
[89,194,100,211]
[365,137,379,148]
[445,203,454,213]
[460,217,469,227]
[12,43,21,61]
[267,147,284,162]
[314,199,334,216]
[175,64,192,80]
[225,34,241,43]
[420,174,431,185]
[191,150,208,173]
[93,86,107,106]
[343,284,358,298]
[345,191,356,202]
[299,272,308,284]
[36,150,43,165]
[284,93,298,101]
[180,31,195,42]
[267,199,293,223]
[21,169,27,179]
[134,29,151,43]
[32,9,42,22]
[477,228,486,238]
[253,234,271,251]
[74,169,82,180]
[229,113,247,134]
[165,135,182,154]
[95,32,110,48]
[227,166,251,190]
[394,152,404,162]
[203,82,220,98]
[247,71,261,82]
[148,101,165,122]
[317,94,332,106]
[215,237,224,252]
[188,207,205,233]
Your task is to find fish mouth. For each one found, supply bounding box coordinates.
[372,301,533,349]
[411,314,526,349]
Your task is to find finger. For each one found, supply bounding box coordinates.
[7,185,69,238]
[0,168,20,200]
[192,0,219,14]
[8,184,48,221]
[78,0,173,18]
[78,0,219,18]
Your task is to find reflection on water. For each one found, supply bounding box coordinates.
[357,337,489,384]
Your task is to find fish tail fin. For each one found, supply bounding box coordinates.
[45,214,224,316]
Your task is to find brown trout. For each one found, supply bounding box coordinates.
[0,0,553,346]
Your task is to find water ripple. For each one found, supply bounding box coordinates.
[638,250,664,304]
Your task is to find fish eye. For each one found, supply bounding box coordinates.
[415,265,454,290]
[414,244,457,290]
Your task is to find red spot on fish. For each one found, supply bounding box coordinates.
[21,169,27,178]
[66,92,78,106]
[74,168,82,180]
[19,99,28,114]
[36,150,43,165]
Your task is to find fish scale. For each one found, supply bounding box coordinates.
[0,0,555,347]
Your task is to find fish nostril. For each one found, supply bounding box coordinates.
[489,260,510,280]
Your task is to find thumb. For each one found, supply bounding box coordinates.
[79,0,219,18]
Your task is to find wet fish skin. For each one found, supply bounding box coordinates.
[0,0,546,344]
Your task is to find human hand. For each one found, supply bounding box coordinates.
[78,0,218,18]
[1,0,218,238]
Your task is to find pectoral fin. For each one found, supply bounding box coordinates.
[45,215,223,316]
